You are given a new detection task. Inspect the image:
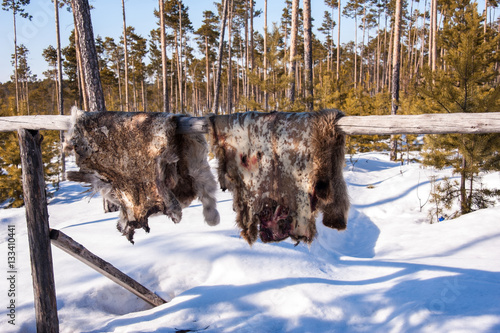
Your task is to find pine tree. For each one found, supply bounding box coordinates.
[194,10,219,112]
[421,0,500,216]
[2,0,31,115]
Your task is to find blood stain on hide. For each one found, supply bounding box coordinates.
[240,154,248,168]
[240,153,260,170]
[257,198,293,243]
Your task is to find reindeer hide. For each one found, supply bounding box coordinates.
[65,108,219,243]
[210,109,349,245]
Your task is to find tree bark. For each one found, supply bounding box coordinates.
[303,0,313,111]
[263,0,268,112]
[360,4,366,86]
[13,10,20,115]
[72,0,106,112]
[250,0,255,105]
[228,0,234,114]
[484,0,488,37]
[159,0,169,113]
[244,0,249,110]
[205,36,210,111]
[121,0,130,111]
[18,129,59,333]
[354,13,358,89]
[430,0,437,71]
[177,0,184,113]
[54,0,65,180]
[72,19,87,110]
[460,153,468,214]
[337,0,341,81]
[212,0,229,114]
[288,0,299,103]
[390,0,403,161]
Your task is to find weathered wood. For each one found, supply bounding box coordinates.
[1,115,72,131]
[2,112,500,135]
[49,229,167,307]
[18,129,59,333]
[337,113,500,135]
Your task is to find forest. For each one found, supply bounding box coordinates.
[1,0,500,221]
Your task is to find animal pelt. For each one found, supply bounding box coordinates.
[209,109,349,245]
[65,107,219,243]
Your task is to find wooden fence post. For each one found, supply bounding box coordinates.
[18,129,59,333]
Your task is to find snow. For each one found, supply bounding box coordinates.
[2,152,500,333]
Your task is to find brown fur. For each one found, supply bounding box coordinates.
[210,109,349,245]
[65,107,219,243]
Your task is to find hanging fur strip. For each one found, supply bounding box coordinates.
[65,108,220,243]
[209,109,349,245]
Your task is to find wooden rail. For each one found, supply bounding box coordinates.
[2,112,500,134]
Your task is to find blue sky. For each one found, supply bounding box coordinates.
[0,0,356,83]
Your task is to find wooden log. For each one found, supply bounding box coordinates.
[49,229,167,307]
[18,129,59,333]
[1,115,72,132]
[337,113,500,135]
[2,112,500,135]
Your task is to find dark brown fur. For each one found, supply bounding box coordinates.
[65,108,219,243]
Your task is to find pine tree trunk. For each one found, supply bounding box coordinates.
[376,14,381,93]
[116,58,123,111]
[288,0,299,103]
[13,10,20,115]
[141,79,146,111]
[175,30,181,113]
[159,0,169,113]
[303,0,313,111]
[386,20,394,90]
[484,0,488,36]
[337,0,341,81]
[360,5,366,86]
[228,0,234,114]
[72,0,106,112]
[244,0,249,110]
[382,16,388,89]
[263,0,268,112]
[74,28,86,110]
[26,76,30,115]
[121,0,130,111]
[170,48,175,112]
[390,0,402,161]
[177,1,184,113]
[354,13,358,89]
[430,0,437,71]
[54,0,66,180]
[460,154,468,214]
[132,59,137,111]
[250,0,254,106]
[330,6,334,72]
[205,36,210,111]
[212,0,229,114]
